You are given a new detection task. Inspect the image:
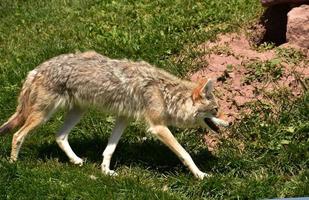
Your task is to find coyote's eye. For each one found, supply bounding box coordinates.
[213,107,218,113]
[206,92,215,100]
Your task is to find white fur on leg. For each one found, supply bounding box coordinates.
[56,107,85,166]
[101,155,118,176]
[56,137,84,165]
[101,117,127,176]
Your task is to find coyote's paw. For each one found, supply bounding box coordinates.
[195,171,211,180]
[9,157,17,163]
[102,167,118,176]
[70,157,84,166]
[103,169,118,176]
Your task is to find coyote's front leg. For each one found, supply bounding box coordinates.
[101,117,127,176]
[149,125,208,180]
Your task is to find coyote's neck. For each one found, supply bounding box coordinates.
[161,80,198,127]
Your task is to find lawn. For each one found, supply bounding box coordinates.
[0,0,308,199]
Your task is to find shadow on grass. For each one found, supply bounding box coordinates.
[36,136,216,174]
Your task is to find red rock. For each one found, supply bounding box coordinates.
[287,5,309,49]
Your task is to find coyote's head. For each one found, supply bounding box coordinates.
[192,79,229,133]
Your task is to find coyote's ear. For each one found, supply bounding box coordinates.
[203,79,214,96]
[192,79,210,102]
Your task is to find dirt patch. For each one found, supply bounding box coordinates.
[187,32,308,151]
[190,32,308,121]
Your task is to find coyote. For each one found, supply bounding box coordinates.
[0,51,229,179]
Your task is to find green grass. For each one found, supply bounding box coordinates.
[0,0,308,199]
[276,47,307,65]
[244,58,284,83]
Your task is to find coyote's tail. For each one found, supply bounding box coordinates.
[0,112,23,134]
[0,89,31,135]
[0,71,35,135]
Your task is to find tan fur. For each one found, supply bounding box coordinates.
[0,51,228,179]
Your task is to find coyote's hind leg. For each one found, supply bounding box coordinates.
[10,112,45,162]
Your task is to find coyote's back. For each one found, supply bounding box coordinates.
[21,51,187,118]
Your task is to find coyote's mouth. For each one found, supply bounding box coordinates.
[204,117,229,133]
[204,118,220,133]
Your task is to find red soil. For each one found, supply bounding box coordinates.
[188,32,308,151]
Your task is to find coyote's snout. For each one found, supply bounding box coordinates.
[0,51,229,179]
